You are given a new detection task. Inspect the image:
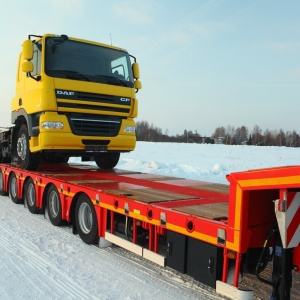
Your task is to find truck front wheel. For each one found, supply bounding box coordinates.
[17,124,40,170]
[94,152,120,169]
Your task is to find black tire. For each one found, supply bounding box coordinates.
[75,194,99,244]
[47,185,63,226]
[0,145,3,163]
[24,178,38,214]
[94,152,120,169]
[9,172,20,204]
[17,124,40,170]
[0,168,7,196]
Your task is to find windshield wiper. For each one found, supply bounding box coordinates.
[95,74,128,87]
[52,70,91,82]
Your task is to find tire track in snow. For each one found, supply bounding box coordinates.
[0,201,97,299]
[97,245,223,300]
[0,196,227,300]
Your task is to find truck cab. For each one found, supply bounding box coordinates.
[10,34,141,170]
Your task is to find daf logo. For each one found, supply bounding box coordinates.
[57,90,75,96]
[120,97,130,102]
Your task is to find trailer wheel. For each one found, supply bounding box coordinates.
[75,194,99,244]
[0,169,7,196]
[9,172,20,204]
[47,185,63,226]
[24,178,38,214]
[0,145,3,163]
[17,124,40,170]
[94,152,120,169]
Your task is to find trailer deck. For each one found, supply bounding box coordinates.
[0,162,299,299]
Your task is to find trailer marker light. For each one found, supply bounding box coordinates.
[160,212,166,226]
[217,228,226,245]
[124,203,129,214]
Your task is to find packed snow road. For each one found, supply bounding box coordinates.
[0,195,224,300]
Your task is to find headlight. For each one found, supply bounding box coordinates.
[42,122,64,129]
[124,126,135,133]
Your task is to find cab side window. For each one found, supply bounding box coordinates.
[31,41,42,76]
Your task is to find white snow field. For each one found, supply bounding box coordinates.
[1,142,300,299]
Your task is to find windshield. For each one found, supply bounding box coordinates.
[45,37,134,88]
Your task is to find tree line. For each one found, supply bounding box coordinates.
[136,121,300,147]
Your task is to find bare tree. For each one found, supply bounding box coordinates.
[286,130,300,147]
[276,129,286,146]
[136,120,300,147]
[251,125,263,145]
[233,125,248,144]
[263,129,274,146]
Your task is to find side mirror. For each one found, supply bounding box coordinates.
[134,79,142,90]
[132,63,140,79]
[23,40,33,60]
[22,61,33,73]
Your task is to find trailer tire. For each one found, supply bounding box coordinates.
[47,185,63,226]
[0,169,7,196]
[0,145,3,163]
[9,172,20,204]
[24,178,38,214]
[75,194,99,244]
[94,152,120,169]
[17,124,40,170]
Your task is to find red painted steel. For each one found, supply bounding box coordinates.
[1,162,300,289]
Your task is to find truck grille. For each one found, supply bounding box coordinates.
[56,90,131,114]
[68,114,121,136]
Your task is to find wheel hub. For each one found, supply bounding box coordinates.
[78,203,93,234]
[10,177,17,198]
[17,134,27,161]
[0,173,3,191]
[27,184,35,206]
[49,191,59,217]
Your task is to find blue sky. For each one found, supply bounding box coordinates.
[1,0,299,136]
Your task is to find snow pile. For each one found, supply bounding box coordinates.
[114,142,300,184]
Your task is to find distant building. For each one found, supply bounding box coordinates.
[214,137,224,144]
[201,137,214,144]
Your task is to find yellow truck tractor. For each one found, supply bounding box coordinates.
[0,34,141,170]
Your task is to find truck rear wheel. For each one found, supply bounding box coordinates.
[47,185,63,226]
[17,124,40,170]
[75,194,99,244]
[94,152,120,169]
[24,178,38,214]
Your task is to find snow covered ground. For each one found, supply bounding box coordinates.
[117,142,300,185]
[1,142,300,299]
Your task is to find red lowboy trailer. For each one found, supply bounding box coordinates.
[0,162,299,299]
